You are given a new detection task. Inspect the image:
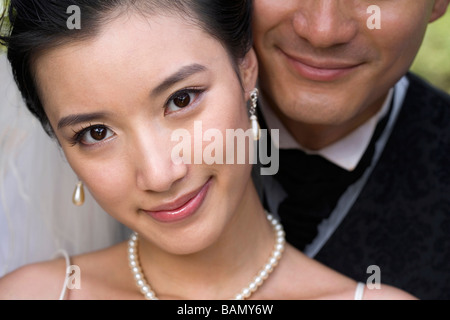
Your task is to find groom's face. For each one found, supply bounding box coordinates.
[252,0,449,126]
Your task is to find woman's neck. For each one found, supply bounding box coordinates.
[136,180,274,300]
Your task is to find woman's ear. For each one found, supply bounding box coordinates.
[429,0,450,22]
[238,48,259,100]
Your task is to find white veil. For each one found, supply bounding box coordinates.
[0,53,129,277]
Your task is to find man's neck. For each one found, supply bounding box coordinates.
[268,93,389,151]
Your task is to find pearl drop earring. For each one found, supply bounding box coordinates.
[249,88,261,141]
[72,181,85,206]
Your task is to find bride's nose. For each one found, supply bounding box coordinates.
[133,128,188,193]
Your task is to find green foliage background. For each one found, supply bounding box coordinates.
[1,2,449,93]
[411,9,450,93]
[0,0,8,54]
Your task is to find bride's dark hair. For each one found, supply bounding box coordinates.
[0,0,253,136]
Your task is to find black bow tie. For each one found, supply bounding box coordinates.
[259,97,394,251]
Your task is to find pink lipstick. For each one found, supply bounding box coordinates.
[143,179,211,223]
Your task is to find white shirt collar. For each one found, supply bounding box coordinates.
[259,77,408,171]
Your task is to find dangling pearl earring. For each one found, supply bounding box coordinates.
[249,88,261,141]
[72,181,85,206]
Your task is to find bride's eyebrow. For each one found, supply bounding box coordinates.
[57,112,109,130]
[151,63,207,97]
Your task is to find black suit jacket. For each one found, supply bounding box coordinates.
[257,73,450,299]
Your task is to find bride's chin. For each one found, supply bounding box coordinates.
[156,230,222,256]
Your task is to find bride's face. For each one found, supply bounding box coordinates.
[34,12,257,254]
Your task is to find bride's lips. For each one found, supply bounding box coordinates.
[143,179,211,223]
[280,49,362,82]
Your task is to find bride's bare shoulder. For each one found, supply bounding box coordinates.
[265,244,418,300]
[0,257,67,300]
[362,284,418,300]
[0,242,130,300]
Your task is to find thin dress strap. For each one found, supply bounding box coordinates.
[354,282,365,300]
[52,249,71,300]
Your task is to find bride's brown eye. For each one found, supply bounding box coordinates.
[76,125,115,146]
[173,92,191,108]
[90,127,107,141]
[166,89,203,114]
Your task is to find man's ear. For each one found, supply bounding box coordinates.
[429,0,450,22]
[238,48,259,100]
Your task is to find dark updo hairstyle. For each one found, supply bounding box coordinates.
[0,0,253,136]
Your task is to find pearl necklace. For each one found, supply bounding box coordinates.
[128,213,285,300]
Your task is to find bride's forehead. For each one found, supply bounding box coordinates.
[34,17,237,119]
[35,16,225,82]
